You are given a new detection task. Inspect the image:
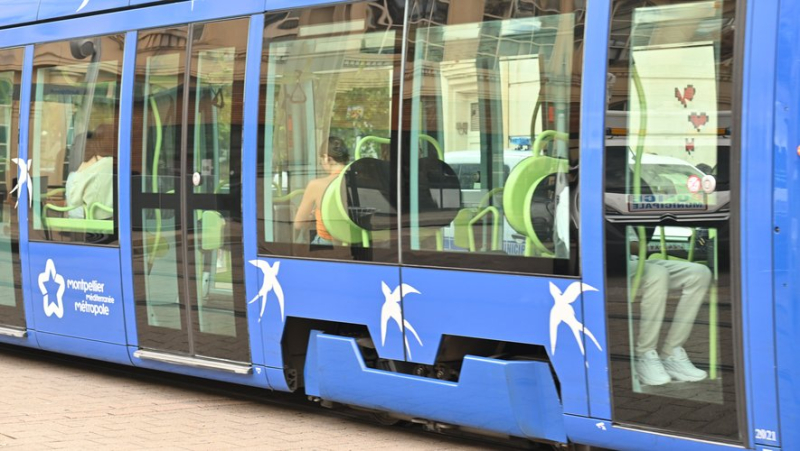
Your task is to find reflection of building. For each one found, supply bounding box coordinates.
[262,2,401,189]
[405,0,584,158]
[32,36,124,187]
[607,1,736,116]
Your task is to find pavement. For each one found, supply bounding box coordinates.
[0,346,503,450]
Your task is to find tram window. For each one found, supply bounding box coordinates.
[400,0,583,275]
[603,0,742,442]
[29,34,123,245]
[0,47,26,327]
[257,2,404,262]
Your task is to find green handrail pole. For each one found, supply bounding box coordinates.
[148,96,164,271]
[532,130,569,157]
[710,229,719,379]
[354,136,391,160]
[687,228,697,262]
[418,134,443,160]
[629,61,648,301]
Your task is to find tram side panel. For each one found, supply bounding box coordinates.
[21,33,130,364]
[773,0,800,449]
[27,243,130,363]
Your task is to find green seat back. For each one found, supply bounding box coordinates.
[502,156,568,249]
[320,164,369,246]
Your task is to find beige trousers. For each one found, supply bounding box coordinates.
[629,259,712,356]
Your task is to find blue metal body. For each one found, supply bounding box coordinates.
[0,0,794,449]
[305,331,567,443]
[772,0,800,449]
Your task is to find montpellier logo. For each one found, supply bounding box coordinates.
[248,260,284,322]
[9,158,31,209]
[38,259,65,319]
[549,282,601,356]
[380,282,423,359]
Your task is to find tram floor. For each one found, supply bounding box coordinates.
[0,344,521,450]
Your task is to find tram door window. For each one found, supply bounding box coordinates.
[0,47,26,330]
[29,35,123,245]
[603,0,742,442]
[257,1,404,262]
[131,18,251,363]
[400,0,583,276]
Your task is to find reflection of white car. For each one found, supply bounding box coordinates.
[605,150,727,261]
[604,151,729,216]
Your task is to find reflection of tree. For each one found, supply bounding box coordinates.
[331,86,391,158]
[0,77,11,105]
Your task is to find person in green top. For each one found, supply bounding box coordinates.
[65,124,114,219]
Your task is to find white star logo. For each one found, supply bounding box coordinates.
[549,282,601,356]
[76,0,90,12]
[38,259,65,319]
[248,260,284,322]
[380,282,423,359]
[9,158,31,209]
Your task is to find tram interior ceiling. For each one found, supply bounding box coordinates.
[0,0,793,450]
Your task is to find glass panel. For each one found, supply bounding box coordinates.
[402,0,583,275]
[140,51,183,196]
[186,18,250,362]
[194,209,236,337]
[142,208,182,330]
[132,26,189,354]
[257,2,403,261]
[0,70,15,308]
[30,34,123,245]
[192,47,235,195]
[604,0,741,442]
[0,47,25,328]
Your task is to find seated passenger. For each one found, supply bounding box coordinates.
[65,125,114,219]
[293,136,349,245]
[630,227,712,386]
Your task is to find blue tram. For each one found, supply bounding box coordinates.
[0,0,794,449]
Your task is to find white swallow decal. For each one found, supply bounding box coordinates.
[249,259,284,322]
[9,158,31,209]
[76,0,90,12]
[549,282,602,356]
[39,259,65,319]
[380,282,423,359]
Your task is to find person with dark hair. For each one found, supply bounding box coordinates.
[294,136,350,245]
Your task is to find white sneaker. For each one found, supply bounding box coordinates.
[636,350,671,386]
[661,347,708,382]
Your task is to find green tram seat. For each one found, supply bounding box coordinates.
[42,187,114,235]
[502,155,568,258]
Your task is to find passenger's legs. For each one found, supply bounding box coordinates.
[631,260,669,355]
[649,259,713,355]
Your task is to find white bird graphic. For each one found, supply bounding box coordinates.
[76,0,90,12]
[549,282,601,356]
[9,158,31,209]
[380,282,423,359]
[248,259,284,322]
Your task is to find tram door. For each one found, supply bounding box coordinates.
[602,0,743,443]
[130,18,251,363]
[0,48,25,333]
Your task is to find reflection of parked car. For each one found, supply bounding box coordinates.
[604,148,730,217]
[605,148,729,261]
